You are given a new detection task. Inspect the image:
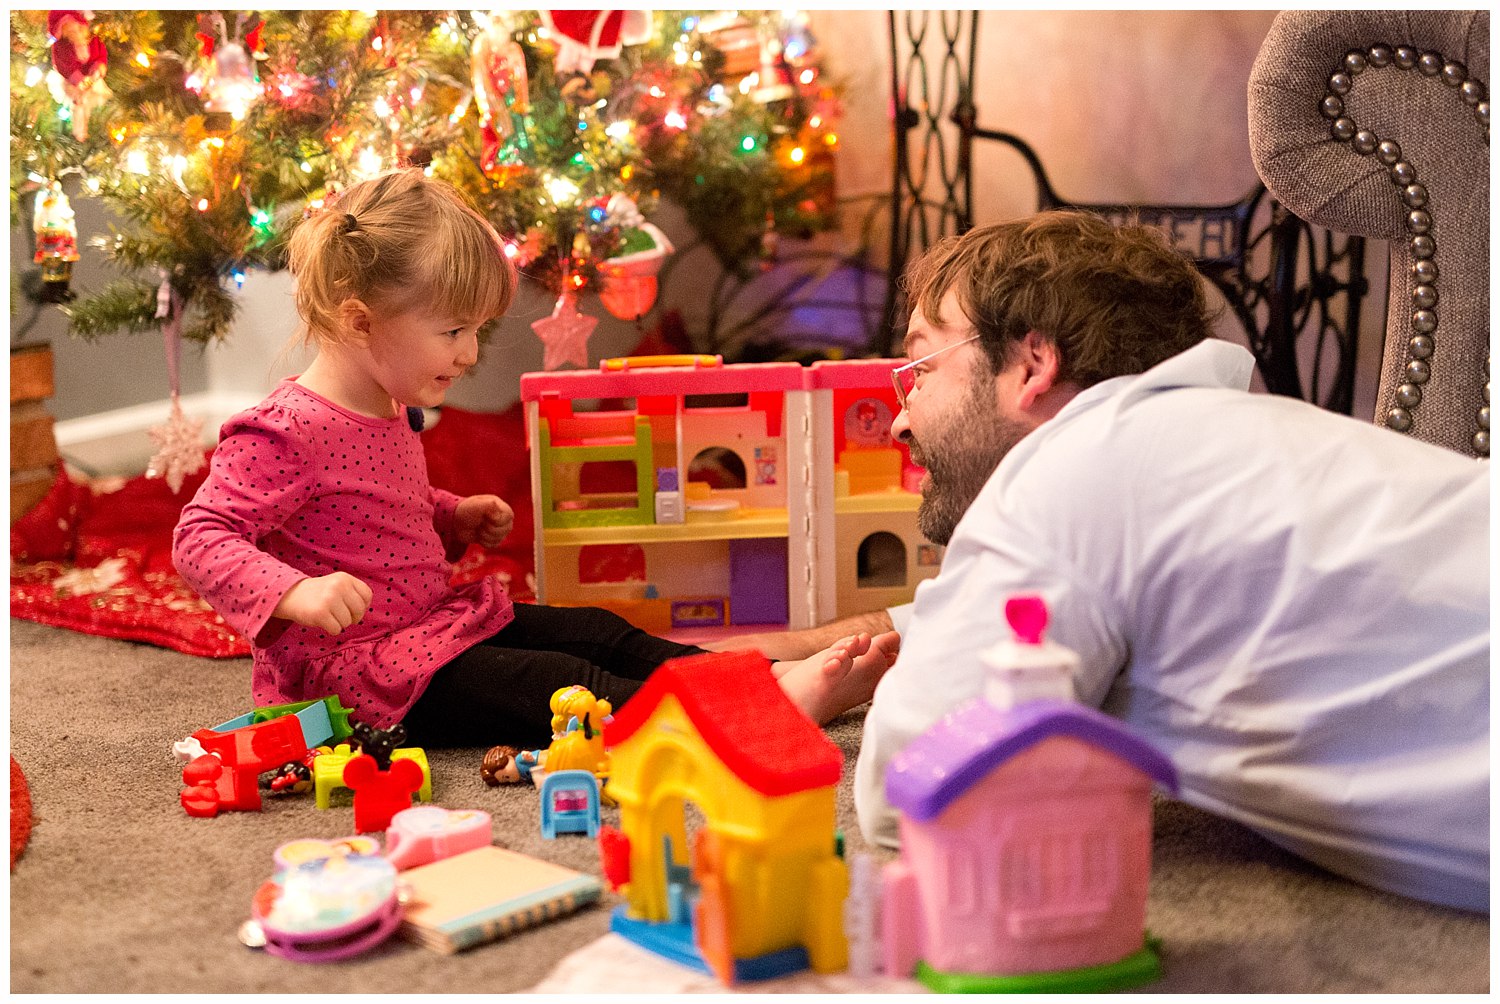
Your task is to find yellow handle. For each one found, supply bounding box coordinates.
[600,354,723,372]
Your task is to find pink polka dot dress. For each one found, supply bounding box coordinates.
[173,378,514,728]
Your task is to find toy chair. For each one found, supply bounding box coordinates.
[539,769,601,839]
[1248,10,1490,457]
[313,743,432,809]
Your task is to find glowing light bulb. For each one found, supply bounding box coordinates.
[809,115,822,129]
[197,198,210,211]
[740,135,757,152]
[605,121,632,140]
[126,149,150,174]
[790,146,805,164]
[357,147,383,177]
[799,69,815,85]
[503,242,519,259]
[664,110,687,130]
[373,97,391,118]
[136,52,151,68]
[546,175,580,204]
[24,66,42,87]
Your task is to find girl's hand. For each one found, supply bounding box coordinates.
[273,572,373,636]
[455,494,514,548]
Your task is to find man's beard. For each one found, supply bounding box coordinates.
[910,382,1031,546]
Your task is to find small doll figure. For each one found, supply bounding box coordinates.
[47,11,110,141]
[480,744,542,786]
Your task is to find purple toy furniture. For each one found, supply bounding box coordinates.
[882,698,1179,993]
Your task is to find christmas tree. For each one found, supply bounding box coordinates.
[10,9,840,348]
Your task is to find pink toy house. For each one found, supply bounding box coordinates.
[520,356,942,635]
[520,359,808,632]
[804,358,941,624]
[881,699,1179,993]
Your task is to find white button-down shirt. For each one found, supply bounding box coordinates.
[855,340,1489,911]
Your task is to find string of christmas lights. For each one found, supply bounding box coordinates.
[9,9,841,347]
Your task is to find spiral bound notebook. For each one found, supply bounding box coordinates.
[397,845,604,954]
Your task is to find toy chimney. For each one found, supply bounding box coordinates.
[981,595,1078,710]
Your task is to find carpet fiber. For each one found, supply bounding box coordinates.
[8,618,1489,993]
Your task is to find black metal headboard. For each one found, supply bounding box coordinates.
[883,11,1368,414]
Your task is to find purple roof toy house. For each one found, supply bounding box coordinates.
[881,697,1179,993]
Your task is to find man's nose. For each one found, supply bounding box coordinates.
[890,404,912,445]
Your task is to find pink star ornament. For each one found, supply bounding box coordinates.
[531,291,599,370]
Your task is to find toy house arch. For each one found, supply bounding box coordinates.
[600,650,849,982]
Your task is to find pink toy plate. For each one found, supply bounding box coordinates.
[242,847,401,963]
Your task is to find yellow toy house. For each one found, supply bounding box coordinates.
[520,356,941,636]
[596,650,849,984]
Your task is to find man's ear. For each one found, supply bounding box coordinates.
[337,298,374,344]
[1013,330,1061,413]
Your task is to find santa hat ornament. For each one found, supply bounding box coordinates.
[596,194,675,321]
[539,10,653,76]
[46,10,110,141]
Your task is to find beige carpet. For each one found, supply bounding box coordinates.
[9,619,1489,993]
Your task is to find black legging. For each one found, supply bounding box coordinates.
[401,602,706,749]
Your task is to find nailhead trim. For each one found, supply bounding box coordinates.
[1322,44,1489,455]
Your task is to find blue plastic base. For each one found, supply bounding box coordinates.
[610,905,811,982]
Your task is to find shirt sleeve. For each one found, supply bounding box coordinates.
[853,458,1128,849]
[172,414,318,645]
[429,487,467,563]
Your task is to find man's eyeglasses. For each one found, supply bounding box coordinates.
[891,334,981,409]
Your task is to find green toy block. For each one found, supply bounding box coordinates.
[250,696,355,746]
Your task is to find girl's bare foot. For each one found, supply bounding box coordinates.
[774,631,901,725]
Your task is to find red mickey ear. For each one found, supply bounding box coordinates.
[195,31,215,58]
[244,20,264,55]
[341,753,377,788]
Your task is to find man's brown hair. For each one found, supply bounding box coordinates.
[902,210,1218,386]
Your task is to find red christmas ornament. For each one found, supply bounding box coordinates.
[47,10,109,140]
[47,10,106,83]
[540,10,652,74]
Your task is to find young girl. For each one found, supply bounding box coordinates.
[173,169,898,750]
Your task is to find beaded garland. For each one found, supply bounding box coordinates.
[1320,43,1490,457]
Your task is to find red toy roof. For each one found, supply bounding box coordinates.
[603,650,842,797]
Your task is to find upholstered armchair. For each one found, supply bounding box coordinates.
[1248,10,1489,458]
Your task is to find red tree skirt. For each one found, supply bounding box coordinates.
[11,757,33,870]
[9,404,536,659]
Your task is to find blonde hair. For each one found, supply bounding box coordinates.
[286,168,516,347]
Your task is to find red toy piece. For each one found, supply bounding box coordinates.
[343,753,426,834]
[180,753,261,817]
[181,716,310,817]
[598,824,631,891]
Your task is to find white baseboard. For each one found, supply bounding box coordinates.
[52,391,260,477]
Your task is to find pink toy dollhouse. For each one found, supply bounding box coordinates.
[519,356,941,635]
[881,698,1179,993]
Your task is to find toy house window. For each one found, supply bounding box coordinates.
[579,544,647,584]
[938,841,981,915]
[685,393,749,408]
[580,460,639,496]
[688,447,746,489]
[857,532,907,587]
